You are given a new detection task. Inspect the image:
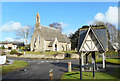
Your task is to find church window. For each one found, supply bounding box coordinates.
[34,37,37,47]
[39,35,40,44]
[37,16,39,21]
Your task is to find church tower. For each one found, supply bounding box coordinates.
[35,13,40,28]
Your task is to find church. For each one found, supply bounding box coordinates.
[30,13,71,52]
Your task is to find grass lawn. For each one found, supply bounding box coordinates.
[0,66,2,74]
[21,51,64,55]
[2,60,28,74]
[61,71,118,79]
[21,50,77,55]
[89,58,120,65]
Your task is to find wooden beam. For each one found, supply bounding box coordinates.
[83,46,86,51]
[92,41,98,50]
[81,52,84,71]
[85,42,91,50]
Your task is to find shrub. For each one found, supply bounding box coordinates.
[10,50,19,54]
[1,54,6,56]
[0,46,5,49]
[10,50,23,57]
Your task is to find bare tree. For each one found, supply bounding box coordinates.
[49,22,63,32]
[16,25,34,45]
[92,21,118,44]
[92,20,105,25]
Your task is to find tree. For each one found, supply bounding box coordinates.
[16,25,34,46]
[105,22,118,43]
[92,21,118,44]
[69,28,80,50]
[49,22,63,32]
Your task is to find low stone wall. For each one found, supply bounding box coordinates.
[70,54,79,59]
[7,54,45,59]
[7,53,79,59]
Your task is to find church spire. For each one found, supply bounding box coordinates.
[35,13,40,28]
[36,13,40,23]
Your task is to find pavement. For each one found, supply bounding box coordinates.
[3,59,15,66]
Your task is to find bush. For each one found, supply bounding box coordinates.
[10,50,19,54]
[1,54,6,56]
[0,46,5,49]
[10,50,23,57]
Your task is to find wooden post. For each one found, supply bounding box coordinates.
[86,54,88,64]
[92,52,95,70]
[79,52,82,80]
[49,69,53,81]
[93,63,95,77]
[81,52,84,71]
[102,52,106,69]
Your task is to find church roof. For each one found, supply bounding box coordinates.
[39,25,71,43]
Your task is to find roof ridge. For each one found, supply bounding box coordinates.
[41,25,60,31]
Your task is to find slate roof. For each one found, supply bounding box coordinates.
[39,25,71,43]
[0,41,24,46]
[79,26,108,51]
[93,29,108,50]
[62,34,71,44]
[79,30,88,49]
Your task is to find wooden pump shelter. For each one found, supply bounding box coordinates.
[78,26,108,70]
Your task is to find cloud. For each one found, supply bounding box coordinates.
[5,38,15,42]
[59,22,69,28]
[0,21,23,32]
[105,6,118,25]
[88,6,118,26]
[95,13,105,21]
[5,37,25,42]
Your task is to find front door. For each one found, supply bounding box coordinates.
[55,44,57,51]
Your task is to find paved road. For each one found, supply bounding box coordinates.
[2,58,79,80]
[2,58,120,80]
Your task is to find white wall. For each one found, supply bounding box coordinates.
[12,45,17,49]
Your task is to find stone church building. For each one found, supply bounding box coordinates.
[30,13,71,52]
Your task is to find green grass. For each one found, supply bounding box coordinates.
[21,50,77,55]
[63,50,77,54]
[61,71,117,79]
[0,66,2,74]
[21,51,64,55]
[106,58,120,64]
[88,58,120,65]
[2,60,28,74]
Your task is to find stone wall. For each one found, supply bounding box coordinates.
[6,53,79,59]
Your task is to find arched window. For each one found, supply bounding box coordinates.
[34,37,37,47]
[39,35,40,44]
[37,16,39,21]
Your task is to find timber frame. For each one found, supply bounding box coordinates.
[78,26,108,70]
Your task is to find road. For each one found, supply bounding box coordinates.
[2,58,79,80]
[2,58,120,80]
